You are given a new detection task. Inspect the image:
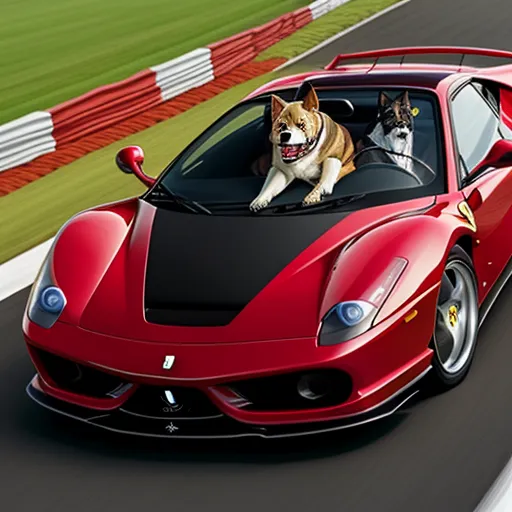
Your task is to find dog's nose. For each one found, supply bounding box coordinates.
[280,131,292,143]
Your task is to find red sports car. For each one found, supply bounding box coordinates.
[23,46,512,438]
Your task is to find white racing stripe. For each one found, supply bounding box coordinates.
[0,238,54,302]
[275,0,412,71]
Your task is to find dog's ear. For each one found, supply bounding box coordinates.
[396,90,411,108]
[271,95,287,122]
[378,91,393,107]
[303,85,319,112]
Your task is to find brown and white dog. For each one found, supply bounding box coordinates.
[249,86,356,211]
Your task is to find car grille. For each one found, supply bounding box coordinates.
[120,386,222,419]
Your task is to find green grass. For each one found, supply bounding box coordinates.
[0,0,308,125]
[0,73,272,264]
[257,0,401,61]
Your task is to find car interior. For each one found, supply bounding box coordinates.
[162,87,445,208]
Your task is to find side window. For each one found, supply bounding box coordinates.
[451,83,503,175]
[473,82,512,138]
[473,82,499,111]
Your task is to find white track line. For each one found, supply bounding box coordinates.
[274,0,412,71]
[474,457,512,512]
[0,238,54,302]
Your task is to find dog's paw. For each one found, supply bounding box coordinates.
[250,198,270,212]
[303,189,323,206]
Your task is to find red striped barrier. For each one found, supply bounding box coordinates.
[0,58,285,196]
[49,70,161,148]
[208,31,258,78]
[0,0,347,194]
[254,15,292,53]
[208,6,314,78]
[294,7,314,29]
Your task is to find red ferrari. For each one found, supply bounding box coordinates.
[23,46,512,438]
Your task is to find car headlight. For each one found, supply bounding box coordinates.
[319,257,408,346]
[26,247,67,329]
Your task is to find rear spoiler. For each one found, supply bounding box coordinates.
[325,46,512,71]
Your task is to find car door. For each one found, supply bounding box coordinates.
[450,81,512,298]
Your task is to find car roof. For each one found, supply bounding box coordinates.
[292,68,456,90]
[246,46,512,101]
[246,68,463,102]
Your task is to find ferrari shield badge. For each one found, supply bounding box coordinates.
[457,200,477,232]
[163,355,175,370]
[448,305,458,327]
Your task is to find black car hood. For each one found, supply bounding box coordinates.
[144,207,352,326]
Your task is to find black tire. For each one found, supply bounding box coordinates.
[424,245,479,394]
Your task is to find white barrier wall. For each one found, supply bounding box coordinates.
[0,112,56,172]
[151,48,215,102]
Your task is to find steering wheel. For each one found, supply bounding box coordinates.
[353,146,436,186]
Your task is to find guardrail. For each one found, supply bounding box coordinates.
[0,0,348,188]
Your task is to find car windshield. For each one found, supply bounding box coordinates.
[152,87,445,215]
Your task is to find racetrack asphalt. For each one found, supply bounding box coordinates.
[2,0,512,510]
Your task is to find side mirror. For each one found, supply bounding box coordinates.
[471,138,512,177]
[116,146,156,188]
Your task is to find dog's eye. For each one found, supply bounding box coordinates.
[279,123,287,131]
[297,121,306,130]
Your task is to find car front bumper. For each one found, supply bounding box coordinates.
[23,284,438,438]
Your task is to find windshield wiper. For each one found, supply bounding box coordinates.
[308,193,368,210]
[153,192,367,216]
[262,193,368,214]
[147,183,212,215]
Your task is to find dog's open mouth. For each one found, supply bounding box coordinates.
[280,144,308,162]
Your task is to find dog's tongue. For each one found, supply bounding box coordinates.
[281,145,301,159]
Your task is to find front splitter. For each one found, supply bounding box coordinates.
[26,371,428,439]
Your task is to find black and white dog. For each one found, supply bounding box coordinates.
[356,91,414,172]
